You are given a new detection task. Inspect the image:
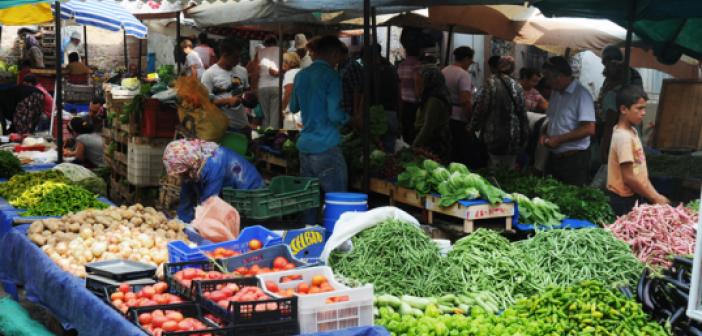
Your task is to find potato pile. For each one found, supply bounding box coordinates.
[28,204,188,277]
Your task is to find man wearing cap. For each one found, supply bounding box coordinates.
[64,31,84,65]
[294,34,313,69]
[540,56,596,186]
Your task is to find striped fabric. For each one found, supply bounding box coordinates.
[55,0,147,38]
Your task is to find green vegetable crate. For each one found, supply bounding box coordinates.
[223,176,320,220]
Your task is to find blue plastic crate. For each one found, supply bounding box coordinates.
[514,218,598,232]
[219,244,311,273]
[167,225,283,263]
[280,226,326,261]
[22,163,56,172]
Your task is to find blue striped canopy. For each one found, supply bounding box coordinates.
[56,0,148,38]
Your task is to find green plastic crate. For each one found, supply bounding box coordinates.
[222,176,320,219]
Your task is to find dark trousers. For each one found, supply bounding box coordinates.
[608,191,643,217]
[449,119,469,165]
[546,149,591,186]
[400,100,419,144]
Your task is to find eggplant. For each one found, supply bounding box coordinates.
[663,275,691,291]
[673,255,693,268]
[642,278,656,312]
[689,326,702,336]
[669,307,686,325]
[638,268,649,302]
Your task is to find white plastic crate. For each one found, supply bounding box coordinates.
[127,142,166,186]
[686,193,702,321]
[257,266,374,334]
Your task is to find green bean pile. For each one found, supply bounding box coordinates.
[438,229,549,309]
[515,228,644,288]
[328,219,442,297]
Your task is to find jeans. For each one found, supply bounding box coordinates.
[299,146,348,224]
[258,86,281,129]
[608,191,643,217]
[546,150,591,186]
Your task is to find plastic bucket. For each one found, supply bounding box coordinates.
[323,192,368,237]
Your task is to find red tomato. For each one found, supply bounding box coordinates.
[217,300,229,309]
[119,283,131,294]
[126,299,138,307]
[178,319,195,331]
[265,280,279,293]
[124,292,137,301]
[112,299,124,307]
[311,275,328,287]
[142,286,156,299]
[225,283,240,293]
[206,271,223,280]
[273,257,288,269]
[209,290,227,302]
[154,294,169,305]
[138,313,153,325]
[296,282,310,294]
[166,311,184,322]
[111,292,124,301]
[153,282,168,294]
[151,316,167,328]
[151,309,164,317]
[309,287,321,294]
[162,320,178,332]
[234,267,248,276]
[222,249,237,257]
[248,239,262,251]
[182,269,197,280]
[284,263,296,270]
[249,264,261,275]
[220,287,235,298]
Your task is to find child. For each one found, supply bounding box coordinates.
[607,85,669,216]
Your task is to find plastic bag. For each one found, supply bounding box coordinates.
[191,196,240,243]
[175,75,228,142]
[53,163,97,182]
[319,206,419,262]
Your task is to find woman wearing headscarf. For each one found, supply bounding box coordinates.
[469,56,528,170]
[24,33,44,69]
[412,66,452,162]
[163,139,264,222]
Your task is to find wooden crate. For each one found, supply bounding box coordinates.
[369,178,394,196]
[392,186,425,208]
[425,196,515,233]
[654,79,702,150]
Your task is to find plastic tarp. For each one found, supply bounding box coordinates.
[0,3,52,25]
[534,0,702,62]
[0,229,144,335]
[303,326,390,336]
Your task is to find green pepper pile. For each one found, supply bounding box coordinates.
[0,170,70,201]
[20,182,107,216]
[376,281,668,336]
[0,151,22,179]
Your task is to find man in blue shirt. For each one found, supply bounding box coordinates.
[290,35,349,222]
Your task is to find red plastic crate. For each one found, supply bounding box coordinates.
[141,99,178,138]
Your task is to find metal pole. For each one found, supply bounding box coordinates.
[176,11,181,73]
[83,25,88,67]
[277,23,284,129]
[362,0,371,193]
[138,36,143,78]
[55,2,63,163]
[123,30,128,70]
[623,0,637,71]
[385,25,391,60]
[445,25,454,66]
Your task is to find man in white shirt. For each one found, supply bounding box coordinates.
[201,38,250,136]
[442,46,475,165]
[256,35,281,129]
[181,39,205,81]
[540,56,596,186]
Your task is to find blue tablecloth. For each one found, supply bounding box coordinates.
[0,229,144,335]
[514,218,598,232]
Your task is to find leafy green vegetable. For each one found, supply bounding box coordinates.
[687,199,700,213]
[0,151,22,179]
[510,193,565,225]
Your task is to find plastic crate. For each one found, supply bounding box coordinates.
[129,302,233,336]
[193,277,299,335]
[142,99,178,138]
[167,225,283,263]
[101,282,185,316]
[218,244,311,274]
[163,260,223,299]
[127,142,166,186]
[257,266,374,334]
[222,176,320,220]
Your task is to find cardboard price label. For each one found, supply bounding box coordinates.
[466,203,514,220]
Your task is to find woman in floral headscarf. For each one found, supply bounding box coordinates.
[163,139,264,222]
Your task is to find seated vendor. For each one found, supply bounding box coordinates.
[163,139,265,223]
[63,117,104,168]
[64,52,90,84]
[607,85,669,216]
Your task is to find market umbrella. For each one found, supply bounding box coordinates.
[56,0,148,38]
[0,3,52,25]
[533,0,702,63]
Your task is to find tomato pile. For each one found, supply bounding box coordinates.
[231,256,297,277]
[110,283,184,314]
[201,283,278,310]
[265,274,349,303]
[137,308,213,336]
[205,247,239,259]
[172,269,234,289]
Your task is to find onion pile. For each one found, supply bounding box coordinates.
[28,204,188,277]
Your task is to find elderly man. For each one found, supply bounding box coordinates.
[540,56,596,186]
[63,31,83,65]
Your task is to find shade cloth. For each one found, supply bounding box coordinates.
[57,0,148,38]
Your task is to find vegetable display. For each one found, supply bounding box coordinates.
[439,229,547,309]
[376,281,668,336]
[687,199,700,213]
[488,169,615,224]
[606,204,698,267]
[109,282,183,314]
[329,219,442,297]
[515,228,644,287]
[11,181,107,216]
[509,193,565,225]
[375,291,501,317]
[0,151,22,179]
[29,204,187,277]
[0,170,70,201]
[398,160,505,206]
